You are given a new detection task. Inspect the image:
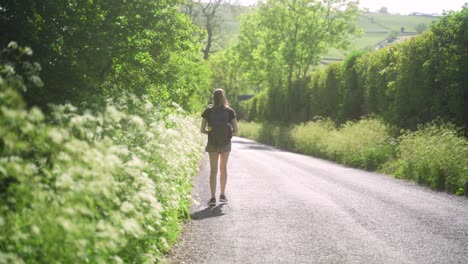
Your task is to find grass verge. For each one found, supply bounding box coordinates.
[239,119,467,196]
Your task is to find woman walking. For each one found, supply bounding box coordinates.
[200,89,238,206]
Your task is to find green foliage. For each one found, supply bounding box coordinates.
[0,42,43,93]
[183,2,247,57]
[240,120,467,196]
[290,119,336,158]
[1,0,209,110]
[243,9,468,134]
[214,0,359,121]
[383,123,468,194]
[415,23,428,34]
[238,121,292,149]
[240,118,395,170]
[237,121,261,140]
[0,45,205,262]
[291,118,395,170]
[325,119,396,169]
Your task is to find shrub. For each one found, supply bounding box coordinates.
[239,119,467,196]
[326,118,395,170]
[242,118,394,170]
[290,118,335,158]
[238,121,261,140]
[291,118,395,170]
[0,64,204,262]
[388,124,468,194]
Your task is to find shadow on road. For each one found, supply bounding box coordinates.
[231,139,254,145]
[190,204,226,220]
[231,139,280,152]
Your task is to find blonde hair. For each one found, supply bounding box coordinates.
[213,88,229,108]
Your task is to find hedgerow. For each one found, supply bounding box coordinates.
[0,43,204,263]
[242,9,468,133]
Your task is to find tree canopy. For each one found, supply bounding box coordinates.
[214,0,359,120]
[0,0,209,110]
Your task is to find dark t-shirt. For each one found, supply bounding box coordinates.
[201,106,236,123]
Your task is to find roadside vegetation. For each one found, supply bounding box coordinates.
[0,0,207,262]
[0,44,204,263]
[1,0,466,262]
[239,120,468,196]
[236,8,468,197]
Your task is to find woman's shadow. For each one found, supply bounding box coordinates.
[190,204,226,220]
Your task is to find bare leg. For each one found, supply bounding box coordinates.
[219,151,230,195]
[208,152,219,199]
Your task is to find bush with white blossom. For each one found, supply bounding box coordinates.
[0,43,204,263]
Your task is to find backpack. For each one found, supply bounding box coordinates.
[208,107,232,147]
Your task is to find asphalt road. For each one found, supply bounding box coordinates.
[167,137,468,264]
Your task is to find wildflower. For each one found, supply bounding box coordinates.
[57,152,72,162]
[28,107,44,122]
[129,115,145,128]
[59,218,72,231]
[126,155,145,168]
[70,115,84,126]
[23,47,33,56]
[145,131,154,140]
[159,237,169,250]
[31,225,40,235]
[144,101,153,112]
[122,218,143,237]
[64,103,78,112]
[3,65,15,75]
[8,41,18,49]
[106,105,123,122]
[64,207,75,216]
[29,75,43,87]
[120,201,134,214]
[48,128,65,144]
[56,173,73,189]
[110,256,124,264]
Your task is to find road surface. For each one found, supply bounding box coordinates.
[168,137,468,264]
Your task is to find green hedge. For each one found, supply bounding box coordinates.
[242,9,468,133]
[0,45,204,262]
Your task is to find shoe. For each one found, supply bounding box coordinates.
[219,194,228,203]
[207,198,216,206]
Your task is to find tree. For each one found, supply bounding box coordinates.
[415,23,428,34]
[0,0,207,109]
[184,0,243,59]
[379,6,388,14]
[235,0,359,121]
[185,0,223,59]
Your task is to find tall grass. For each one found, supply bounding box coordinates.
[0,85,204,263]
[237,121,261,141]
[238,122,292,149]
[383,124,468,194]
[291,118,395,170]
[239,119,467,196]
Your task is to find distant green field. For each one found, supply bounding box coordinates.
[357,15,388,32]
[321,13,439,60]
[366,13,438,32]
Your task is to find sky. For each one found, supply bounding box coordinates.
[236,0,467,15]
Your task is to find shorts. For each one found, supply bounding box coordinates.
[205,142,231,153]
